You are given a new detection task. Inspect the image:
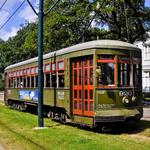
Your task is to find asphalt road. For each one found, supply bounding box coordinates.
[0,92,149,121]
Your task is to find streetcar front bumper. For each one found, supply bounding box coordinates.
[94,108,143,123]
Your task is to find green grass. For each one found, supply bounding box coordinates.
[0,104,150,150]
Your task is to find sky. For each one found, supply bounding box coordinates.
[0,0,149,41]
[0,0,38,41]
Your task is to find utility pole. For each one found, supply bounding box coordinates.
[38,0,44,127]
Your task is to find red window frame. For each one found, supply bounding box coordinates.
[97,55,117,88]
[20,70,23,76]
[16,70,20,77]
[51,62,56,72]
[118,55,130,64]
[44,63,51,73]
[30,67,35,75]
[27,68,31,76]
[23,69,27,76]
[57,60,64,71]
[14,71,17,77]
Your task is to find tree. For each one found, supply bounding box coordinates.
[0,42,13,72]
[43,0,150,46]
[43,0,93,51]
[92,0,150,43]
[0,0,149,76]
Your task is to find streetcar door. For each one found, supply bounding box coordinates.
[72,56,94,117]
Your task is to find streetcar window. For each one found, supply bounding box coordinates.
[23,69,27,75]
[35,67,38,74]
[74,70,77,85]
[90,102,94,111]
[14,72,16,77]
[58,74,64,87]
[97,62,114,86]
[23,77,26,88]
[58,61,64,70]
[52,74,56,87]
[74,101,77,109]
[27,77,30,87]
[45,73,50,87]
[17,71,20,76]
[118,54,141,87]
[85,101,88,111]
[84,68,88,85]
[31,68,35,74]
[17,78,20,88]
[31,76,34,88]
[20,70,23,76]
[27,69,30,75]
[20,77,23,88]
[35,76,38,87]
[57,61,64,87]
[52,63,56,71]
[14,78,17,88]
[118,63,131,87]
[9,78,13,88]
[133,64,141,87]
[45,64,50,72]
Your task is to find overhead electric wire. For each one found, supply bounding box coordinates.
[0,0,61,32]
[27,0,38,15]
[45,0,61,16]
[0,0,7,11]
[0,0,26,31]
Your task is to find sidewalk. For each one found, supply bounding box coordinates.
[0,144,3,150]
[0,91,4,102]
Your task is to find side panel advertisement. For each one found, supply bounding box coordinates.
[18,90,38,101]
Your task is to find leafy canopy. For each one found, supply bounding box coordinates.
[0,0,149,75]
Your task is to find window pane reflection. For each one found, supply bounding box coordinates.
[97,63,114,86]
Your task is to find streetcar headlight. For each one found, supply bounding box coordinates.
[122,96,129,104]
[124,98,129,104]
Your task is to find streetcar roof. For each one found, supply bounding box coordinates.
[5,40,140,71]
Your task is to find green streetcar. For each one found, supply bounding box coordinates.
[4,40,143,127]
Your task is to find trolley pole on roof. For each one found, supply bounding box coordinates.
[38,0,44,127]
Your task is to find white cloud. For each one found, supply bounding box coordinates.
[0,10,9,27]
[0,0,38,40]
[0,0,24,40]
[0,27,20,41]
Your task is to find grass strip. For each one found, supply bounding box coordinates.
[0,104,150,150]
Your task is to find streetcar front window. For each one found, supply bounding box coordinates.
[118,63,131,87]
[97,62,114,86]
[96,54,141,88]
[133,64,141,87]
[118,55,141,87]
